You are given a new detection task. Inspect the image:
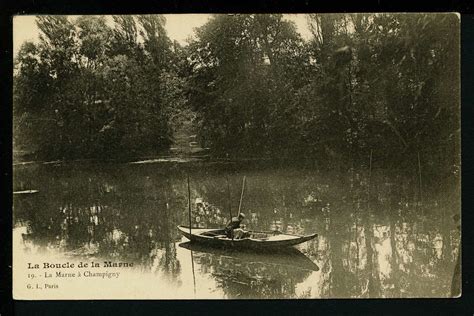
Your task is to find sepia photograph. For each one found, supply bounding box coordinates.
[12,13,460,299]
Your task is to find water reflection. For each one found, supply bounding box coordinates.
[13,162,460,298]
[180,242,319,299]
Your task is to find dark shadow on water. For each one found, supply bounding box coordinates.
[179,241,319,272]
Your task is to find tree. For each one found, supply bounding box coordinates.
[14,15,178,160]
[187,14,309,157]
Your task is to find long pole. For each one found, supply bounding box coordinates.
[190,250,196,297]
[417,151,423,212]
[417,151,425,234]
[226,176,232,220]
[368,149,373,211]
[366,149,374,295]
[237,176,246,217]
[187,175,192,235]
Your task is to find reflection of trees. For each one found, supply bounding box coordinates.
[189,248,314,299]
[14,164,185,280]
[13,163,460,298]
[317,169,461,298]
[158,242,181,280]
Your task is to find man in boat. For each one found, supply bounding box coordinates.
[224,213,248,239]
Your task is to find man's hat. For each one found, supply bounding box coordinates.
[238,213,245,218]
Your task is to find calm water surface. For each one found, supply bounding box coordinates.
[13,160,460,298]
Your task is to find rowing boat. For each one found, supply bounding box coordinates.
[177,225,317,250]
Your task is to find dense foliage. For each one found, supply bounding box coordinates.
[186,14,459,172]
[14,14,459,173]
[14,15,186,160]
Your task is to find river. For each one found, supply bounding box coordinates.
[12,159,460,298]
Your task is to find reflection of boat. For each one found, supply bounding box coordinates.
[177,226,317,250]
[179,241,319,272]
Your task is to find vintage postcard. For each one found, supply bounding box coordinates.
[12,13,460,299]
